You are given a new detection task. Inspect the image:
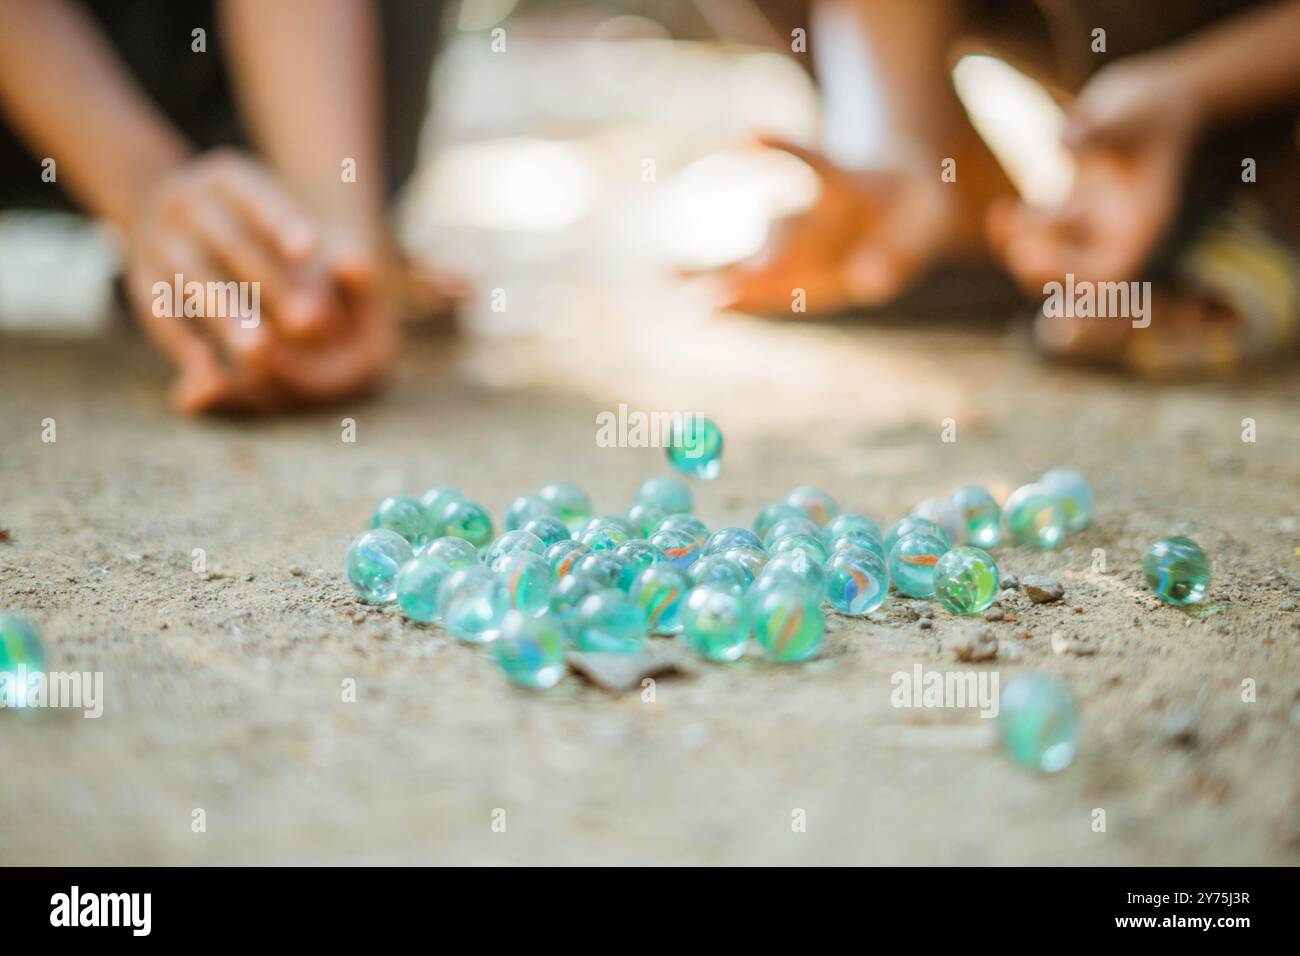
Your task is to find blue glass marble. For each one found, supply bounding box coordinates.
[497,552,554,614]
[545,540,589,578]
[0,612,46,709]
[931,546,1000,615]
[419,486,463,519]
[370,495,437,548]
[578,516,632,552]
[1143,535,1211,606]
[537,482,593,531]
[1003,483,1066,550]
[912,497,965,545]
[827,529,885,562]
[681,586,750,662]
[626,502,669,538]
[648,527,701,568]
[998,674,1079,774]
[721,544,768,584]
[550,570,601,621]
[494,611,567,689]
[758,553,826,603]
[615,539,665,580]
[666,415,723,480]
[346,529,414,604]
[637,475,693,515]
[1040,467,1093,533]
[438,499,495,549]
[576,551,637,592]
[632,563,692,635]
[484,530,546,572]
[505,494,554,532]
[395,554,453,622]
[884,516,952,555]
[950,485,1002,549]
[824,546,888,615]
[753,503,804,541]
[761,514,822,547]
[521,515,571,549]
[437,566,509,643]
[573,588,648,654]
[822,513,882,545]
[887,532,949,598]
[749,582,824,663]
[689,554,749,595]
[705,527,762,555]
[656,513,709,549]
[785,485,839,525]
[420,535,480,568]
[767,531,829,567]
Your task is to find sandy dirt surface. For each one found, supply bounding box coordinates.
[2,307,1298,866]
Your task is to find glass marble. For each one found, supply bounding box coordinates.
[824,546,888,615]
[721,544,768,584]
[632,563,692,635]
[578,516,632,552]
[950,485,1002,549]
[887,532,949,599]
[0,612,46,709]
[346,529,414,604]
[550,571,601,621]
[758,553,826,603]
[420,535,480,567]
[827,529,885,562]
[912,497,964,545]
[884,516,952,555]
[484,530,546,572]
[931,546,1000,616]
[823,513,882,544]
[753,503,804,541]
[689,555,749,595]
[370,495,437,548]
[761,514,822,547]
[1143,536,1211,606]
[626,502,668,538]
[497,552,554,615]
[648,527,701,569]
[494,611,567,690]
[576,551,637,592]
[615,539,664,580]
[437,567,509,643]
[573,588,648,654]
[545,540,589,578]
[505,494,553,532]
[419,486,463,520]
[438,499,495,549]
[656,513,709,549]
[767,531,829,567]
[1040,467,1093,533]
[681,586,750,662]
[666,415,723,480]
[521,516,571,549]
[785,485,839,525]
[395,555,454,623]
[537,482,592,531]
[1003,483,1066,550]
[749,582,824,663]
[998,674,1079,773]
[637,475,693,515]
[705,527,762,555]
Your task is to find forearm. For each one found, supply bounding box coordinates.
[220,0,386,251]
[1162,0,1300,126]
[0,0,189,229]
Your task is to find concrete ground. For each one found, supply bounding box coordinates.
[2,303,1298,865]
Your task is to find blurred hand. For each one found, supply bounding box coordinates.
[715,137,968,316]
[123,149,397,413]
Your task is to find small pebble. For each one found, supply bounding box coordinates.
[1000,574,1019,589]
[918,619,933,631]
[1051,631,1096,656]
[947,625,998,662]
[984,608,1005,622]
[1023,576,1065,604]
[1280,600,1296,612]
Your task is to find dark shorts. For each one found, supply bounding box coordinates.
[0,0,443,210]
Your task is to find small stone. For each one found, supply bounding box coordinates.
[243,572,256,582]
[947,625,998,662]
[918,619,933,630]
[914,603,934,619]
[1001,574,1019,589]
[1023,576,1065,604]
[1280,600,1296,612]
[984,608,1005,622]
[567,650,692,693]
[1162,709,1198,747]
[290,566,305,577]
[1051,631,1096,656]
[998,589,1018,602]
